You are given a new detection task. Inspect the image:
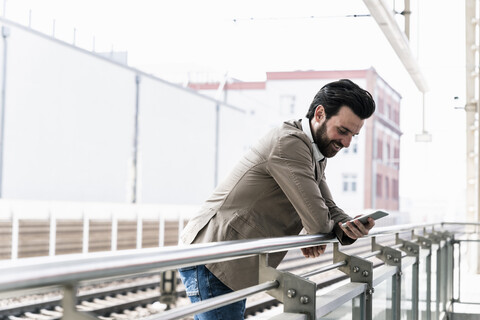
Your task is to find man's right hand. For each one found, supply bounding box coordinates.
[301,245,326,258]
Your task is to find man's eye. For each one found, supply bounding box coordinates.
[338,129,348,135]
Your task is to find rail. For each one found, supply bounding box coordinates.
[0,222,479,320]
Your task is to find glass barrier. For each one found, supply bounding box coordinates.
[400,263,414,319]
[319,295,363,319]
[418,248,431,320]
[372,275,393,319]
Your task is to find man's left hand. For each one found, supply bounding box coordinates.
[339,215,375,240]
[301,245,326,258]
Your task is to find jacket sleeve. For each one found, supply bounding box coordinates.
[267,133,336,235]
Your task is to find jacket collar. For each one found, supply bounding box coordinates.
[301,118,325,162]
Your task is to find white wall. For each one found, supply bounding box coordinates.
[0,20,248,205]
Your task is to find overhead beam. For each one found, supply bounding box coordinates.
[363,0,429,93]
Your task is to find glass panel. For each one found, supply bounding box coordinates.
[418,249,430,320]
[321,294,363,320]
[372,276,392,319]
[401,263,414,319]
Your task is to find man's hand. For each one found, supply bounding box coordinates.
[339,215,375,240]
[301,245,326,258]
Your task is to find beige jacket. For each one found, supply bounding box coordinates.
[180,119,354,290]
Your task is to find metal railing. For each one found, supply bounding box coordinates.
[0,222,479,320]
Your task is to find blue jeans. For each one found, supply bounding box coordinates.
[178,265,246,320]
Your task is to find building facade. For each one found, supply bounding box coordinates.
[189,68,402,211]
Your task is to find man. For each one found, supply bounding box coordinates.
[179,79,376,320]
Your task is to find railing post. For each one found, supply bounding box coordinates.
[416,235,432,320]
[434,231,454,315]
[49,212,56,257]
[372,236,403,320]
[259,253,316,319]
[82,212,89,254]
[136,214,142,249]
[62,283,98,319]
[111,213,118,251]
[396,236,421,320]
[159,213,165,247]
[426,231,443,318]
[333,242,373,320]
[11,210,18,260]
[160,269,178,310]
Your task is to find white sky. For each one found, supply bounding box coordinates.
[3,0,469,220]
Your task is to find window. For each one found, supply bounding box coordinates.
[377,139,383,159]
[386,143,390,164]
[352,143,358,154]
[376,174,382,197]
[377,97,384,114]
[385,177,390,199]
[392,179,399,199]
[343,175,357,193]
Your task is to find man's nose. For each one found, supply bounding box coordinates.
[342,135,352,148]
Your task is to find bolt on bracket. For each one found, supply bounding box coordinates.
[415,235,433,252]
[371,236,403,270]
[396,237,420,258]
[333,243,373,291]
[259,254,316,319]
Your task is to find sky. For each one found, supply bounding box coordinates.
[3,0,469,220]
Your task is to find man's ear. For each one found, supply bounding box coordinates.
[315,105,325,120]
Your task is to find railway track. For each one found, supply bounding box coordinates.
[0,236,399,320]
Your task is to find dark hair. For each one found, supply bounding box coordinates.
[305,79,376,120]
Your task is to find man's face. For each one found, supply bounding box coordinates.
[313,105,364,158]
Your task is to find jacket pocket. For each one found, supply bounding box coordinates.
[228,210,268,239]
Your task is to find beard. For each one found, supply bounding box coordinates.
[314,121,343,158]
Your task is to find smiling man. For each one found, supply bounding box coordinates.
[179,79,376,320]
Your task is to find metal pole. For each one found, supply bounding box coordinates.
[130,75,141,203]
[403,0,411,39]
[0,26,9,198]
[412,256,419,320]
[214,103,220,187]
[426,248,431,320]
[465,0,477,241]
[436,245,441,317]
[457,241,461,302]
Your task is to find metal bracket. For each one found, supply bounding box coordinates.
[259,254,316,320]
[333,243,373,293]
[62,283,98,320]
[372,237,402,270]
[416,235,433,251]
[396,237,420,258]
[427,231,444,245]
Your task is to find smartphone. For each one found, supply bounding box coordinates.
[341,210,389,229]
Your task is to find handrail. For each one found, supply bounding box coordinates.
[0,221,477,320]
[0,233,336,292]
[0,221,449,292]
